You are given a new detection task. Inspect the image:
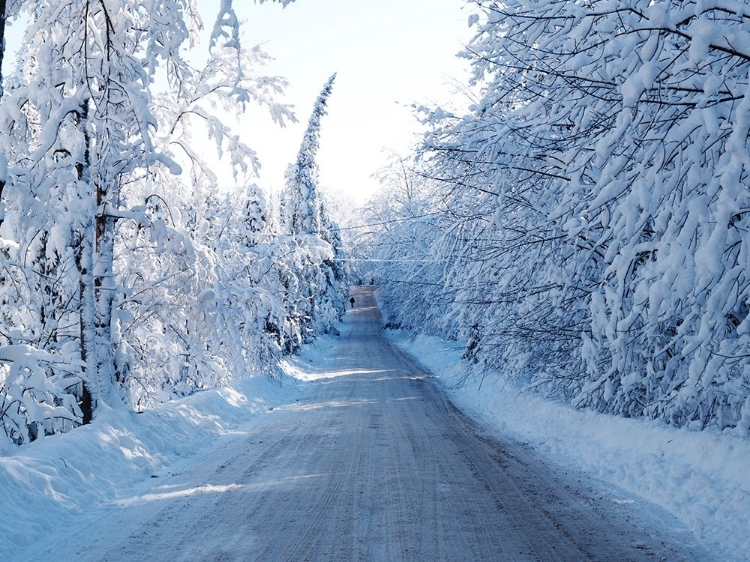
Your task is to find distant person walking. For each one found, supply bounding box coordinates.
[350,296,355,309]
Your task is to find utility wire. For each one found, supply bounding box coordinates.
[338,210,448,231]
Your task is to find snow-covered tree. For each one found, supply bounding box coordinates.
[0,0,25,226]
[105,7,297,406]
[7,0,202,416]
[281,74,336,236]
[369,0,750,434]
[361,156,453,334]
[0,0,311,444]
[280,74,346,339]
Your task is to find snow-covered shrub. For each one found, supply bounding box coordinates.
[0,345,83,450]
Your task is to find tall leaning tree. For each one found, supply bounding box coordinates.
[280,73,346,339]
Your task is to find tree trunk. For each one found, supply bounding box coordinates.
[0,0,7,97]
[77,215,98,417]
[76,101,104,418]
[0,0,8,229]
[94,201,117,387]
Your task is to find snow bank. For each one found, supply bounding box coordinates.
[386,332,750,562]
[0,376,298,560]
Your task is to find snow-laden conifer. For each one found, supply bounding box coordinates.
[282,74,336,236]
[280,74,346,340]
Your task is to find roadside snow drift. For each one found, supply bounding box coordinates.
[0,376,298,561]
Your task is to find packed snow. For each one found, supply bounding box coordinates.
[0,375,299,560]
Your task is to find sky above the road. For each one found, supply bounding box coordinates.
[230,0,472,203]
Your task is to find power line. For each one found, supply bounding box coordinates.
[338,211,448,231]
[334,258,447,263]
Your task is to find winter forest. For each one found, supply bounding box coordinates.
[0,0,345,449]
[3,0,750,453]
[359,0,750,436]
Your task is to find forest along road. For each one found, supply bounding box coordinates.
[29,286,707,562]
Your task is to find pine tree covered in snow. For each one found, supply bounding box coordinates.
[280,74,346,341]
[282,74,336,237]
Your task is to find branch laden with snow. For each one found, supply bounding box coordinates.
[369,0,750,434]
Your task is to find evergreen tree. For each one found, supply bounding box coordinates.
[280,74,346,338]
[281,74,336,236]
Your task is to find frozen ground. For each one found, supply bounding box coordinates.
[0,287,729,560]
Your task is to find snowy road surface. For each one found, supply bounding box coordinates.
[21,287,707,561]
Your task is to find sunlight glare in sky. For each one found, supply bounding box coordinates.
[229,0,471,203]
[2,1,472,205]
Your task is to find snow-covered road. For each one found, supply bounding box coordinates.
[17,287,707,561]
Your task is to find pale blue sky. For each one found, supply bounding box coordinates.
[229,0,472,203]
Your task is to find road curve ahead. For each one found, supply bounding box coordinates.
[36,286,706,562]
